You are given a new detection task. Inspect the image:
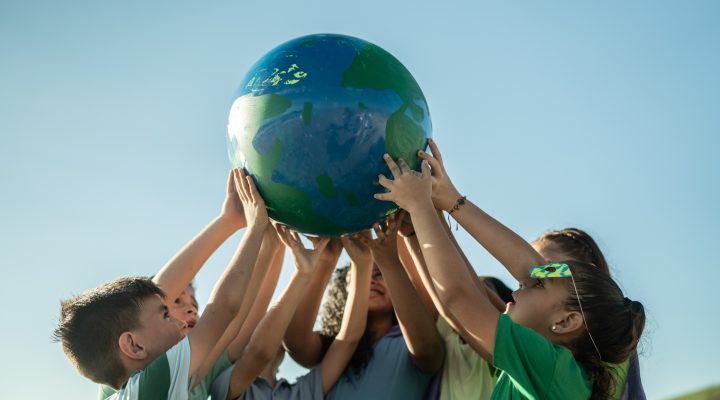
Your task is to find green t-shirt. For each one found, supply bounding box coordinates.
[437,317,494,400]
[189,351,232,400]
[109,337,192,400]
[609,359,630,400]
[99,348,232,400]
[491,314,592,399]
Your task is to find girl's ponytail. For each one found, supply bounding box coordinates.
[563,262,646,400]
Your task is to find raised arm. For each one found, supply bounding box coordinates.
[361,215,444,373]
[153,171,246,302]
[375,156,501,359]
[418,140,546,281]
[193,225,283,384]
[226,227,330,399]
[282,238,342,367]
[398,211,500,361]
[187,169,268,376]
[313,235,373,394]
[225,234,284,361]
[395,214,437,318]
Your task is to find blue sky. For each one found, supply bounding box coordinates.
[1,1,718,398]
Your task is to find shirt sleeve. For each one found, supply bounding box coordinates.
[190,351,233,400]
[209,365,234,400]
[97,384,116,400]
[290,367,323,400]
[120,337,192,400]
[492,314,570,399]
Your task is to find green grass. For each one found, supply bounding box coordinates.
[668,385,720,400]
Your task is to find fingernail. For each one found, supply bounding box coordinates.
[418,151,424,155]
[383,153,389,159]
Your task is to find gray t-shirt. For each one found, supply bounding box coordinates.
[210,365,322,400]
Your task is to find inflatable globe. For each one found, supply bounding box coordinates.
[227,34,431,235]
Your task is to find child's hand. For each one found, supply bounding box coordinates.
[374,154,433,213]
[276,225,330,275]
[418,139,463,212]
[219,170,247,229]
[314,237,343,268]
[233,168,268,229]
[341,232,373,268]
[354,214,401,267]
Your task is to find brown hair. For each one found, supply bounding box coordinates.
[535,228,610,275]
[53,276,164,387]
[561,261,645,400]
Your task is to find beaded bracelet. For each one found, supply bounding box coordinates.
[448,196,467,214]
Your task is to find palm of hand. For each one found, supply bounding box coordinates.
[221,194,247,227]
[342,234,373,267]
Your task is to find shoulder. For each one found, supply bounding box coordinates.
[119,337,192,400]
[493,315,590,398]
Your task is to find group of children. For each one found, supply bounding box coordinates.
[55,139,646,399]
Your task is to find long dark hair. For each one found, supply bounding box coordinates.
[562,261,645,400]
[319,264,397,376]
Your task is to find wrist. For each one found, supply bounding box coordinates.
[404,196,435,214]
[435,188,462,211]
[447,195,467,215]
[215,214,246,230]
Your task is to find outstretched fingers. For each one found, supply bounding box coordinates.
[226,169,236,195]
[233,169,249,203]
[383,153,403,178]
[427,138,444,165]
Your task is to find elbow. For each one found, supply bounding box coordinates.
[245,342,275,367]
[437,282,470,311]
[411,340,445,374]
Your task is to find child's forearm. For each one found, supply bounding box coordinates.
[226,244,284,361]
[319,260,371,394]
[229,270,313,398]
[153,217,239,302]
[397,237,437,318]
[283,258,337,367]
[376,256,444,373]
[336,261,371,342]
[208,224,265,314]
[193,234,283,384]
[412,201,500,357]
[449,200,546,281]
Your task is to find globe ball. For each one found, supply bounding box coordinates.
[227,33,431,235]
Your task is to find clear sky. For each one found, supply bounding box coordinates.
[2,1,718,399]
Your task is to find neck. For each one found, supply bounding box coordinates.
[367,313,393,342]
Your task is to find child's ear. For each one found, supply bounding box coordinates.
[550,311,584,335]
[118,331,148,360]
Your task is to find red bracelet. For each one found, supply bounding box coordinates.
[448,196,467,214]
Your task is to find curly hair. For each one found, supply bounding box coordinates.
[320,264,350,337]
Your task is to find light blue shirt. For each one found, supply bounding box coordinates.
[327,327,433,400]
